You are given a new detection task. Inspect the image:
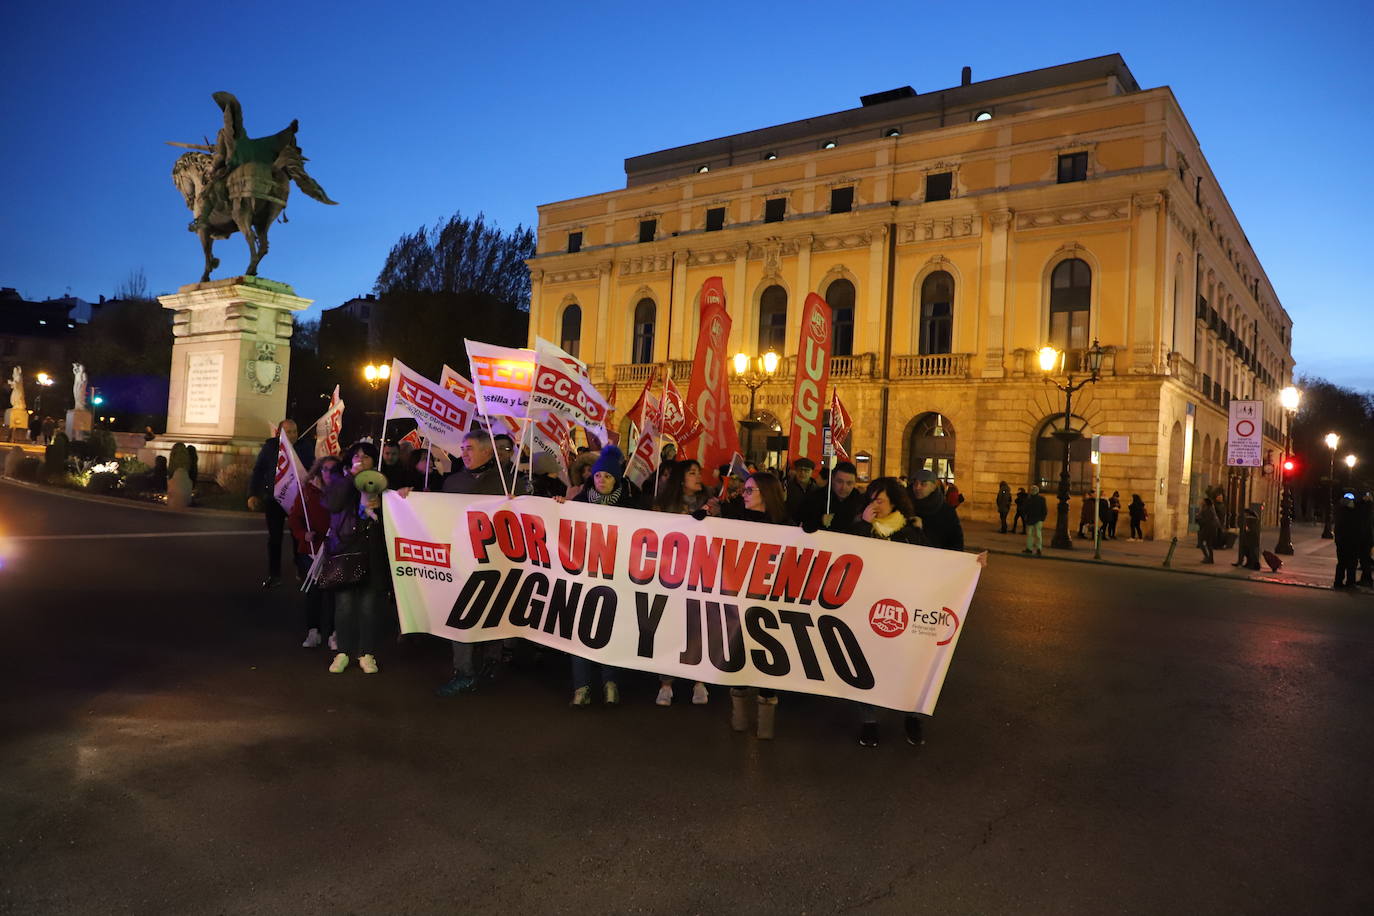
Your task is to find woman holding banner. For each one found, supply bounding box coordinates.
[289,455,338,650]
[729,473,789,739]
[852,479,927,748]
[651,459,719,707]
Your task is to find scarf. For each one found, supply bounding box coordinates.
[588,484,623,506]
[870,509,908,539]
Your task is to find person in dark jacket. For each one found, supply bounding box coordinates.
[1012,487,1027,534]
[798,461,863,533]
[1107,491,1122,539]
[380,440,418,490]
[1127,494,1148,540]
[564,445,630,705]
[437,430,514,697]
[1358,492,1374,587]
[784,458,819,523]
[288,455,338,650]
[996,482,1012,533]
[909,469,963,551]
[850,477,926,545]
[1077,496,1095,539]
[248,419,309,588]
[1233,505,1262,570]
[1332,491,1363,587]
[1196,499,1219,564]
[322,442,387,675]
[1023,485,1048,556]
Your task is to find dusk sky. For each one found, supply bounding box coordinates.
[3,0,1371,390]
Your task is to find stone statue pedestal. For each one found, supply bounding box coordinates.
[66,408,92,442]
[6,408,29,442]
[157,276,310,474]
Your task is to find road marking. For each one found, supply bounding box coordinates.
[2,530,262,542]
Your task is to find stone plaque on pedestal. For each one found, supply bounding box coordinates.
[157,276,310,472]
[66,408,92,442]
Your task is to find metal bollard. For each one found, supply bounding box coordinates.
[1162,536,1178,568]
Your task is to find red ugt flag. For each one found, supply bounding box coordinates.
[830,389,853,462]
[684,277,740,479]
[787,293,833,468]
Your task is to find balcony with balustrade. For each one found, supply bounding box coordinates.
[892,353,971,379]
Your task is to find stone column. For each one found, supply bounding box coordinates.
[1131,193,1163,372]
[983,209,1014,378]
[158,277,310,468]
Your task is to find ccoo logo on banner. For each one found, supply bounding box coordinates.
[383,493,981,714]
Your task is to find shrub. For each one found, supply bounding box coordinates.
[15,456,41,481]
[88,429,118,463]
[44,433,70,479]
[87,471,122,494]
[216,462,253,495]
[119,456,149,476]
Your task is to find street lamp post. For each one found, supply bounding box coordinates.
[1321,432,1339,538]
[1037,340,1105,550]
[1274,385,1300,555]
[363,361,391,442]
[731,350,779,465]
[1344,453,1357,483]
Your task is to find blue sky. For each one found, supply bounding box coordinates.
[2,0,1371,390]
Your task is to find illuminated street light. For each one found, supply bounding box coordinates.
[1322,432,1340,538]
[1038,340,1105,550]
[731,350,780,464]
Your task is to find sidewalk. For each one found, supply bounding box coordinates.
[969,518,1365,592]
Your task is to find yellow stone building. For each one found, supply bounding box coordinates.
[527,55,1294,538]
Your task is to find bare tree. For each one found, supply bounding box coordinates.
[114,267,151,302]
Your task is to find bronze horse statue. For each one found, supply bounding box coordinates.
[171,92,335,282]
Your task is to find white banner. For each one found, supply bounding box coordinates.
[1226,399,1263,468]
[465,340,535,419]
[272,429,309,514]
[384,358,475,455]
[383,493,981,714]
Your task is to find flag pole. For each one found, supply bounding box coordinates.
[478,410,513,497]
[423,442,433,491]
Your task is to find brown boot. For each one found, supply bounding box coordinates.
[755,695,778,740]
[730,688,750,732]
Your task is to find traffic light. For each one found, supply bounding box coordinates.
[1283,457,1298,478]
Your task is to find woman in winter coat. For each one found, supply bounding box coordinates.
[562,445,631,705]
[1107,491,1122,539]
[651,459,719,707]
[729,472,788,739]
[322,442,389,675]
[995,482,1012,533]
[1196,498,1219,563]
[851,478,927,747]
[1127,494,1148,540]
[288,455,338,650]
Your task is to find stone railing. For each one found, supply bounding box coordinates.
[613,360,695,385]
[893,353,971,379]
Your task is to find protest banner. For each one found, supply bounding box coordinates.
[318,385,345,460]
[788,293,833,468]
[383,358,474,455]
[661,376,702,448]
[272,428,309,515]
[383,493,981,713]
[528,410,573,484]
[529,337,612,439]
[625,393,661,488]
[465,340,536,418]
[439,364,478,407]
[684,278,741,477]
[830,390,853,462]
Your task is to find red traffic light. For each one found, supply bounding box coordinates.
[1283,458,1297,476]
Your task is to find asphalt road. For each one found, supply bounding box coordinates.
[2,480,1372,915]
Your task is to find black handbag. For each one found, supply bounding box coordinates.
[318,552,368,589]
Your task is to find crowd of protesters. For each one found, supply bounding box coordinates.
[249,419,981,748]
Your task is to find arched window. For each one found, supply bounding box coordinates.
[632,298,655,364]
[1049,258,1092,355]
[560,304,582,358]
[919,272,953,355]
[1035,416,1093,496]
[908,412,955,482]
[758,285,787,354]
[826,279,855,357]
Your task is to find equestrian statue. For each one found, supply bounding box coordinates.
[170,92,336,282]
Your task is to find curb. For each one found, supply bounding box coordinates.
[0,476,257,519]
[969,542,1339,592]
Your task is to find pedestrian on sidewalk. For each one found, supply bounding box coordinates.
[1128,494,1148,540]
[1023,485,1047,557]
[1196,498,1219,564]
[996,481,1012,533]
[1359,491,1374,587]
[1107,491,1121,539]
[1234,505,1262,571]
[1012,487,1027,533]
[1333,490,1363,588]
[1077,497,1095,539]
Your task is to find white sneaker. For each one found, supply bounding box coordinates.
[358,654,379,674]
[302,628,322,649]
[328,632,338,651]
[328,653,349,674]
[691,682,709,705]
[655,684,673,706]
